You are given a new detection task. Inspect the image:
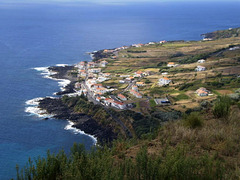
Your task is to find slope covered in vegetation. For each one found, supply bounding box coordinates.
[16,96,240,179]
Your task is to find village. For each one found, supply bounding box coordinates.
[63,38,238,113]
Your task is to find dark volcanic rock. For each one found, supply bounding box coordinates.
[49,66,74,79]
[39,98,71,119]
[73,118,117,144]
[39,97,117,144]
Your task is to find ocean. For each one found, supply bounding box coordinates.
[0,1,239,179]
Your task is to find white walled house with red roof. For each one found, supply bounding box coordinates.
[118,94,127,101]
[195,66,206,71]
[112,101,126,109]
[159,77,171,86]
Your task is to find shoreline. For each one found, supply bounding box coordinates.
[26,64,99,145]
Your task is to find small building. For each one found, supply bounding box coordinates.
[162,72,168,75]
[95,87,107,94]
[77,61,86,69]
[134,71,143,78]
[195,87,210,97]
[167,62,177,67]
[130,89,142,98]
[132,44,144,48]
[104,98,114,106]
[195,65,206,71]
[87,62,96,68]
[197,59,205,63]
[103,73,111,77]
[148,42,155,45]
[154,98,171,105]
[112,101,126,109]
[97,76,109,82]
[136,82,145,86]
[159,40,167,44]
[132,85,138,91]
[89,68,101,73]
[92,84,103,89]
[118,94,127,101]
[119,80,125,84]
[159,77,171,86]
[100,60,108,67]
[96,96,101,102]
[79,70,87,77]
[126,76,134,82]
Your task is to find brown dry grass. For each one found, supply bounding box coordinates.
[124,106,240,172]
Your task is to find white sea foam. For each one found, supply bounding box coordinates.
[56,64,68,67]
[25,106,53,118]
[64,121,97,145]
[58,79,71,91]
[25,97,55,118]
[25,97,44,106]
[33,66,71,92]
[65,91,82,97]
[32,66,57,79]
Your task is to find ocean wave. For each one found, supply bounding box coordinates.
[56,64,68,67]
[64,121,97,145]
[25,106,53,118]
[25,97,44,106]
[25,97,55,118]
[32,66,57,79]
[33,66,71,92]
[58,79,71,91]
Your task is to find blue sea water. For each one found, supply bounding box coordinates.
[0,1,239,179]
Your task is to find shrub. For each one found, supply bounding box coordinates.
[213,96,232,119]
[183,112,203,129]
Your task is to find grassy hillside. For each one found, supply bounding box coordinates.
[16,96,240,179]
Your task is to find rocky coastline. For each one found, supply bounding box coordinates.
[37,65,117,145]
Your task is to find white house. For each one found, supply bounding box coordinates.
[89,68,101,73]
[197,59,205,63]
[136,82,145,86]
[130,89,142,98]
[104,98,114,106]
[95,87,107,95]
[195,66,206,71]
[87,62,96,68]
[97,76,109,82]
[195,87,210,97]
[159,77,171,86]
[100,60,108,67]
[148,42,155,45]
[134,71,143,78]
[112,101,126,109]
[79,70,87,77]
[132,85,138,91]
[162,72,168,75]
[77,61,85,69]
[167,62,177,67]
[118,94,127,101]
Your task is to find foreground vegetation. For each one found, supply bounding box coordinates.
[16,96,240,179]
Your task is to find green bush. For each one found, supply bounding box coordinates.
[16,143,226,180]
[213,96,232,119]
[183,112,203,129]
